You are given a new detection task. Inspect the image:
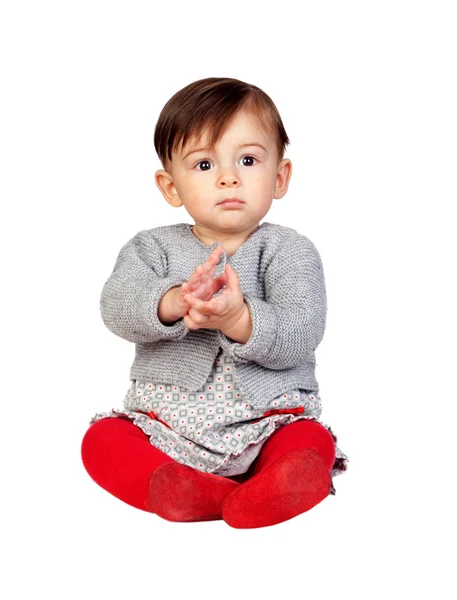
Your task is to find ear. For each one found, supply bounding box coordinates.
[155,169,183,207]
[274,159,292,200]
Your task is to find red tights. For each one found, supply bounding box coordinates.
[81,416,336,513]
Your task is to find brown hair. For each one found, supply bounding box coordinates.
[154,77,290,170]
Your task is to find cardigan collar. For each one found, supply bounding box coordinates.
[180,221,269,261]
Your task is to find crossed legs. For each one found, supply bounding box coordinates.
[81,416,336,526]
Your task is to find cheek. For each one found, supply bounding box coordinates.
[182,177,211,202]
[247,166,273,185]
[190,193,214,212]
[251,174,273,194]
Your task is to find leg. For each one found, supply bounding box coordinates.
[222,419,336,528]
[81,417,174,512]
[247,419,336,477]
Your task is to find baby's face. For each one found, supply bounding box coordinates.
[155,109,291,236]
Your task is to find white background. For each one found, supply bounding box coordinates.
[1,1,456,598]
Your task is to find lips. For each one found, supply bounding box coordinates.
[219,198,244,205]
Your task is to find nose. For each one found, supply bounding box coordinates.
[218,170,239,187]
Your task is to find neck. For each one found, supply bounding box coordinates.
[191,222,260,247]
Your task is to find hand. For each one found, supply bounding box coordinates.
[183,262,246,333]
[172,246,228,319]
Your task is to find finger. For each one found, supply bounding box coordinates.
[201,262,221,292]
[184,293,210,315]
[225,263,240,290]
[203,246,222,275]
[188,306,211,324]
[191,250,217,288]
[183,313,199,330]
[196,245,221,276]
[186,293,220,318]
[208,245,222,262]
[188,246,222,294]
[208,272,228,296]
[188,266,201,287]
[208,295,227,314]
[210,245,223,260]
[181,281,195,298]
[201,259,217,284]
[187,265,205,293]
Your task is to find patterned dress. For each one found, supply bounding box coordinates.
[90,348,349,495]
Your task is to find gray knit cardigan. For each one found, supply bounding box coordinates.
[100,222,327,410]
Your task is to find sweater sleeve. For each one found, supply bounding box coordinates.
[217,232,327,369]
[100,230,190,343]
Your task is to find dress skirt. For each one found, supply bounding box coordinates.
[89,349,349,495]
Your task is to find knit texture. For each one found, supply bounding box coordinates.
[100,222,327,410]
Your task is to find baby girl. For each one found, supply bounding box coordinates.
[81,76,348,528]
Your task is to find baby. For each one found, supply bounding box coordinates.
[81,76,348,529]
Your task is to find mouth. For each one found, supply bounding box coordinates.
[218,198,245,206]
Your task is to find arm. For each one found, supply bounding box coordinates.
[100,230,189,343]
[217,232,327,370]
[220,301,253,344]
[158,286,184,325]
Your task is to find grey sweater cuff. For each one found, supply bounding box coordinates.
[217,294,277,365]
[217,293,325,371]
[101,276,189,343]
[147,278,190,339]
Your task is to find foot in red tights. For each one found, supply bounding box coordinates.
[222,448,330,528]
[222,419,336,529]
[81,416,240,520]
[148,463,240,522]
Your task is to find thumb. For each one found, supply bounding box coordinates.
[225,263,238,289]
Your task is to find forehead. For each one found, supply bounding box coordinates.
[181,110,272,154]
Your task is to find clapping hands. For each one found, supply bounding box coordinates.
[178,246,246,332]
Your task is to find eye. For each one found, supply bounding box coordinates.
[195,160,213,171]
[193,155,258,171]
[240,155,257,167]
